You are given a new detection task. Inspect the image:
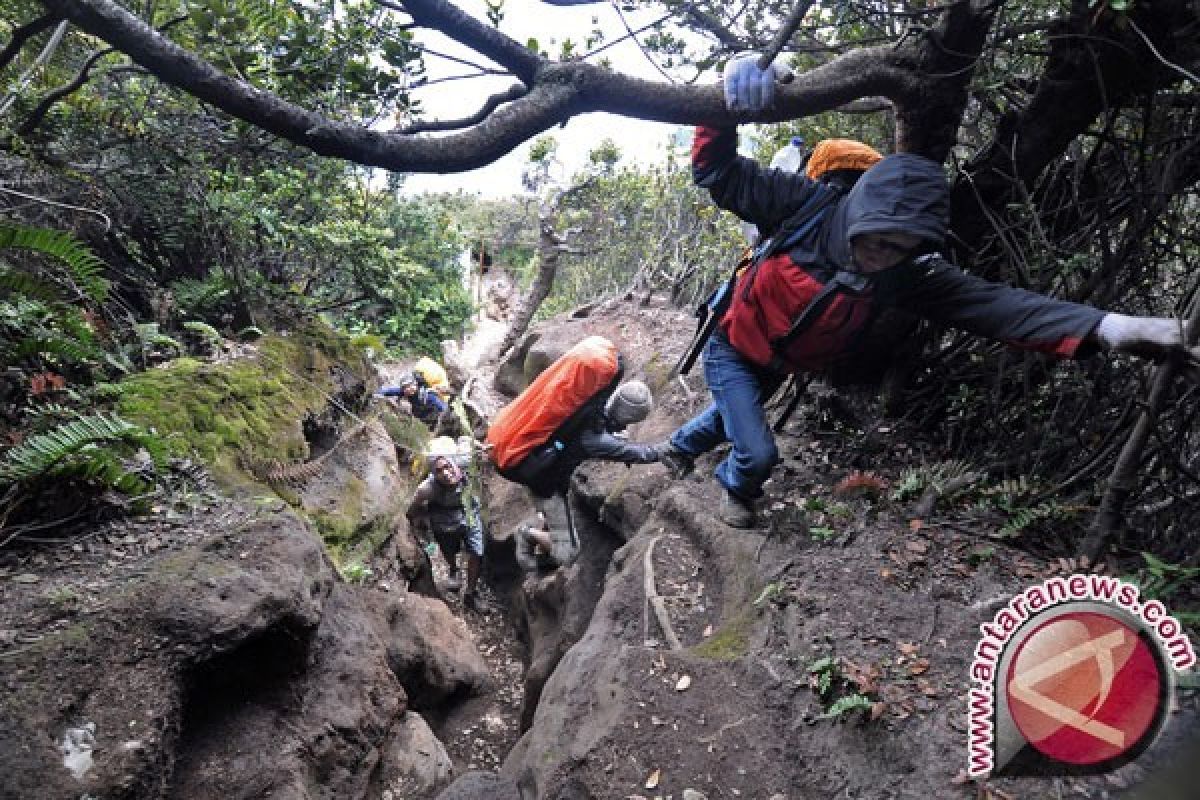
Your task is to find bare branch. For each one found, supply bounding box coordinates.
[16,45,117,134]
[0,12,60,73]
[400,83,528,133]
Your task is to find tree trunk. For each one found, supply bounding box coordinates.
[496,205,562,359]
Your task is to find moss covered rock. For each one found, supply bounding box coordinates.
[116,325,373,485]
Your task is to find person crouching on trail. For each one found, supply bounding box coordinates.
[514,380,661,572]
[657,51,1200,530]
[406,453,486,611]
[380,372,448,430]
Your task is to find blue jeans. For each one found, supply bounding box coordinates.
[670,332,785,500]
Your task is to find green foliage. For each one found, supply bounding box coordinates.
[538,151,745,313]
[1131,553,1199,605]
[998,501,1073,537]
[135,323,183,358]
[890,460,974,502]
[820,693,874,720]
[967,545,996,566]
[808,656,838,696]
[0,226,109,376]
[340,561,373,584]
[975,477,1076,537]
[809,526,838,542]
[0,224,109,302]
[808,656,876,721]
[0,413,164,495]
[171,275,235,319]
[183,320,222,345]
[753,581,783,606]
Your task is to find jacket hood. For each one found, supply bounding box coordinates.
[819,153,949,269]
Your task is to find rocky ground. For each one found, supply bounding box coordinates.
[451,296,1199,800]
[2,286,1197,800]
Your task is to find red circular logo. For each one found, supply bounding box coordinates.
[1005,611,1165,766]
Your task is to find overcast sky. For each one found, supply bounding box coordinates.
[398,0,695,197]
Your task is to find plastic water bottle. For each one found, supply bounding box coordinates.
[770,136,806,173]
[744,137,807,245]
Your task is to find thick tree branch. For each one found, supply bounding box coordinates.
[382,0,542,83]
[37,0,914,173]
[950,1,1200,265]
[892,0,1000,159]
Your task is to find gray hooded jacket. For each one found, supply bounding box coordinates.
[692,125,1104,369]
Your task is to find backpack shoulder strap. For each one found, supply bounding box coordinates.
[758,185,844,260]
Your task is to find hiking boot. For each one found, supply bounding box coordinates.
[719,490,757,529]
[443,570,462,592]
[658,442,695,479]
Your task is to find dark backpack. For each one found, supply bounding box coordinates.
[677,189,843,376]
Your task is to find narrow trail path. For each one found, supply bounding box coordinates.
[382,267,530,791]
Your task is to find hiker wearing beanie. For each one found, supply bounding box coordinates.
[406,450,486,611]
[513,378,662,572]
[380,372,449,430]
[658,52,1200,530]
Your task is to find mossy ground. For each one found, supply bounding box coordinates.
[112,323,415,563]
[116,326,373,486]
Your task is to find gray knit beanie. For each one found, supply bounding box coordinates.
[605,381,653,427]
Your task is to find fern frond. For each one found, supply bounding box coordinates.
[820,693,873,720]
[14,333,100,364]
[1000,501,1073,537]
[0,267,63,303]
[183,320,222,343]
[0,224,109,302]
[0,412,162,492]
[135,323,182,354]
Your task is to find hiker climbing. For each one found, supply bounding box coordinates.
[659,52,1200,530]
[406,439,486,612]
[380,372,448,430]
[486,336,663,571]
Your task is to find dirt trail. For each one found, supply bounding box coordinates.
[423,558,525,775]
[404,265,530,786]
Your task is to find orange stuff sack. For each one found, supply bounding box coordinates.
[486,336,621,470]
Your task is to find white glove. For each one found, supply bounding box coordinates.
[722,53,793,112]
[1096,314,1199,370]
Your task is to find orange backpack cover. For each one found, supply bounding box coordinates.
[486,336,620,470]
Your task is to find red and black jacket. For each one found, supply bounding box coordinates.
[693,125,1105,374]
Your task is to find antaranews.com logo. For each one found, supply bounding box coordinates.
[967,573,1196,777]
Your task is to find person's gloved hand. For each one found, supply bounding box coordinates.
[1096,314,1199,374]
[722,52,793,112]
[655,441,695,479]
